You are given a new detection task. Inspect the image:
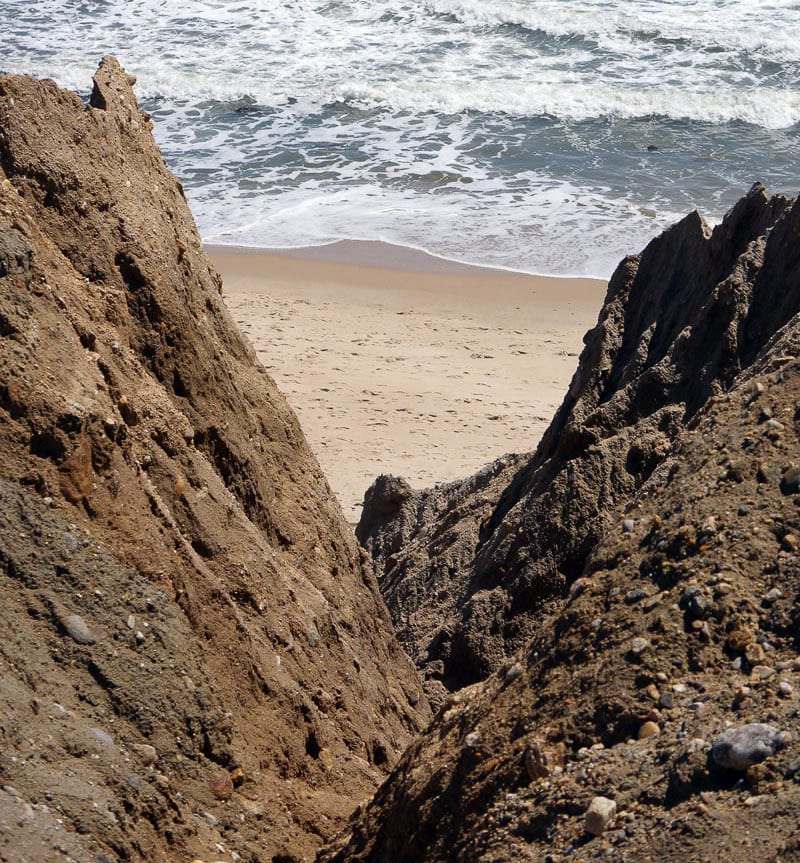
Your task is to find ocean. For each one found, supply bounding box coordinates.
[2,0,799,277]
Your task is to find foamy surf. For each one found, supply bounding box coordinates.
[2,0,797,277]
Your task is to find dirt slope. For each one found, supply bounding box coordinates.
[325,191,800,862]
[0,58,428,863]
[358,185,797,703]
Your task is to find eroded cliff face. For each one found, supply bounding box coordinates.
[325,191,800,863]
[0,58,428,863]
[358,184,798,703]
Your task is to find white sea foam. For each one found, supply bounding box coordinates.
[190,169,688,279]
[337,79,800,129]
[2,0,798,276]
[5,0,799,125]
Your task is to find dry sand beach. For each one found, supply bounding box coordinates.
[211,242,603,521]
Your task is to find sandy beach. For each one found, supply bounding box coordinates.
[210,241,604,522]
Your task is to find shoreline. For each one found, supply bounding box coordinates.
[209,243,605,522]
[205,238,612,281]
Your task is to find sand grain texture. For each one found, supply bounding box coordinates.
[214,244,601,521]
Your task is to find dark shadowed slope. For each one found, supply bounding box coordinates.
[358,185,798,705]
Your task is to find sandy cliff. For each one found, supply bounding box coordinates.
[326,187,800,861]
[0,58,428,863]
[4,56,800,863]
[358,185,797,702]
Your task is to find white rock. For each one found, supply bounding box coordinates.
[711,724,791,770]
[585,796,617,836]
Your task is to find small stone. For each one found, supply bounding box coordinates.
[585,796,617,836]
[504,662,523,684]
[203,811,218,827]
[746,381,764,400]
[569,577,591,599]
[728,626,754,654]
[711,724,791,771]
[783,533,798,552]
[658,692,675,709]
[525,740,566,781]
[645,683,660,700]
[638,721,660,740]
[738,504,750,516]
[625,588,648,604]
[61,614,96,645]
[89,728,115,748]
[210,771,234,800]
[622,519,635,533]
[765,419,785,431]
[779,681,793,697]
[744,795,765,807]
[126,614,136,630]
[131,743,157,765]
[751,665,775,681]
[629,637,649,657]
[63,532,79,553]
[763,588,783,605]
[688,594,709,619]
[781,466,800,492]
[745,642,765,664]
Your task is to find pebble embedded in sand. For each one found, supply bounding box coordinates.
[131,743,158,765]
[638,721,660,739]
[629,637,649,657]
[210,771,234,800]
[781,466,800,491]
[61,613,95,645]
[585,796,617,835]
